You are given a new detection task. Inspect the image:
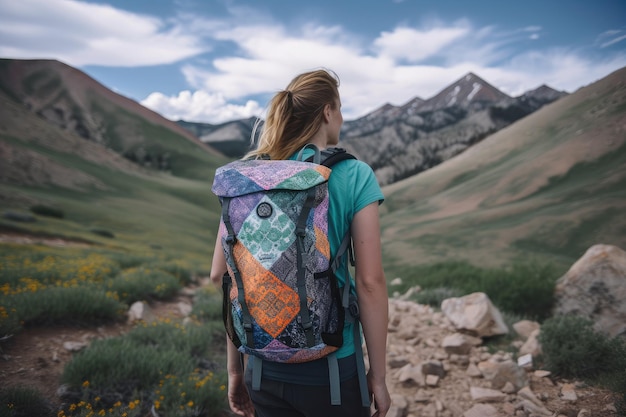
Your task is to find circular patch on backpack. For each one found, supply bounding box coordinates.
[256,202,273,218]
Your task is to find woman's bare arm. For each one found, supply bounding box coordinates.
[351,202,390,416]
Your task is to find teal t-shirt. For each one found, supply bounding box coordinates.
[261,147,384,383]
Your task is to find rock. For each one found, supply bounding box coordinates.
[177,301,193,316]
[512,319,540,340]
[534,370,551,378]
[477,359,500,380]
[553,244,626,337]
[519,399,552,416]
[560,383,578,401]
[441,292,509,337]
[442,333,482,355]
[62,341,88,352]
[469,386,506,403]
[390,277,403,286]
[519,328,542,357]
[490,360,528,391]
[421,360,445,378]
[501,382,517,394]
[425,374,439,386]
[388,393,408,417]
[463,403,500,417]
[517,386,544,407]
[397,363,425,386]
[388,355,410,369]
[466,363,482,378]
[127,301,156,324]
[517,353,533,368]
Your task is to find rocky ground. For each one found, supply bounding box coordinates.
[382,298,623,417]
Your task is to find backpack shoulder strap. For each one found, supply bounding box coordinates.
[306,147,356,167]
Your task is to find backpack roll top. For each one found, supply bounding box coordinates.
[212,157,346,364]
[212,159,331,197]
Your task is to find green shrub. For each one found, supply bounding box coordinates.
[191,286,223,321]
[0,251,120,288]
[539,315,626,384]
[411,287,464,308]
[153,370,227,417]
[5,286,126,326]
[61,320,225,416]
[30,204,64,219]
[389,260,559,319]
[126,320,215,357]
[0,386,55,417]
[91,229,115,238]
[107,267,181,304]
[62,337,194,392]
[152,262,193,286]
[477,262,558,320]
[0,303,21,340]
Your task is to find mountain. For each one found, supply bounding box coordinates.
[177,117,258,158]
[379,66,626,276]
[178,72,567,185]
[339,72,568,185]
[0,59,222,179]
[0,59,229,264]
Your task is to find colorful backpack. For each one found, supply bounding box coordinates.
[211,146,369,406]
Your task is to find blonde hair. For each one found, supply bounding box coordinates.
[247,69,340,160]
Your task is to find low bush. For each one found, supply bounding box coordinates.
[91,229,115,238]
[3,286,126,327]
[0,386,56,417]
[476,262,558,320]
[152,262,194,286]
[411,287,464,308]
[107,267,181,304]
[190,286,223,322]
[30,204,65,219]
[60,320,226,416]
[389,260,560,319]
[539,314,626,398]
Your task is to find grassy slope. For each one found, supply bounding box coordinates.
[0,89,229,270]
[379,67,626,277]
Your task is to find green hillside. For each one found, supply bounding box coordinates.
[380,66,626,277]
[0,60,230,270]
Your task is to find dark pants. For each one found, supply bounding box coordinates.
[244,365,370,417]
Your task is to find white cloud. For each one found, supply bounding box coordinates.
[141,90,264,124]
[4,1,624,123]
[598,30,626,48]
[373,24,470,62]
[0,0,205,66]
[143,14,626,122]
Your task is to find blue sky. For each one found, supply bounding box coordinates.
[1,0,625,123]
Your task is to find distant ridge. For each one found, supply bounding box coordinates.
[0,58,226,182]
[0,59,206,148]
[177,71,567,184]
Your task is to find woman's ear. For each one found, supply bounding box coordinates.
[323,104,331,123]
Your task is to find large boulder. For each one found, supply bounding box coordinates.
[441,292,508,337]
[553,244,626,337]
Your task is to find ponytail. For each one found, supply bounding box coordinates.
[246,69,340,160]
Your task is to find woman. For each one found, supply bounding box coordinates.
[210,69,390,417]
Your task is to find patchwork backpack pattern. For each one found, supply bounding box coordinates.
[212,157,345,363]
